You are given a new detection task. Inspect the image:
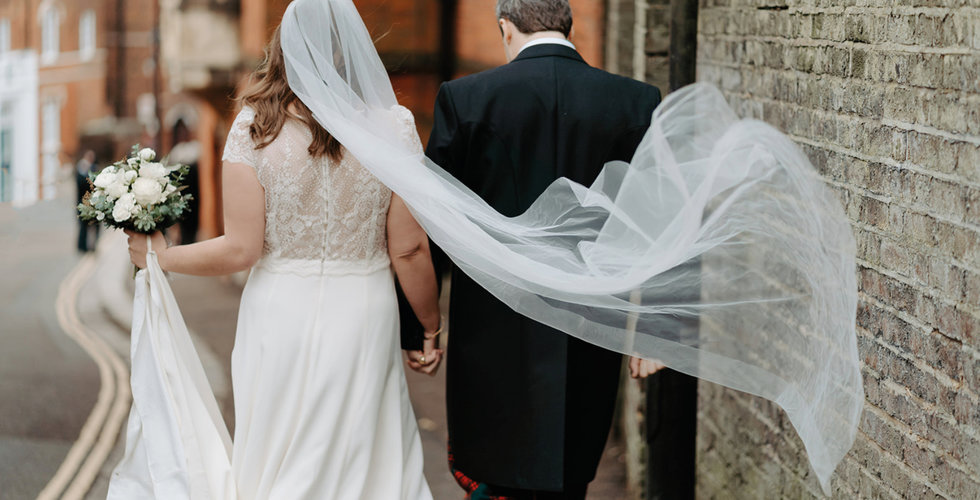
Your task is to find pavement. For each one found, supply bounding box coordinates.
[0,183,628,500]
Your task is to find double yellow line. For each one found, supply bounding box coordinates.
[38,254,132,500]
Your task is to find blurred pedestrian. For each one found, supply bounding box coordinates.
[75,150,99,252]
[168,119,201,244]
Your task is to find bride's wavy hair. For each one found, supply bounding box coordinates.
[240,26,342,161]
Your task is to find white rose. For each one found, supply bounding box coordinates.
[96,212,105,221]
[127,157,140,167]
[139,162,169,180]
[139,148,156,162]
[132,177,165,206]
[112,193,139,222]
[124,170,138,182]
[92,167,118,189]
[112,203,133,222]
[105,177,129,200]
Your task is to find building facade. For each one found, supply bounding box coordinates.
[0,0,109,204]
[608,0,980,498]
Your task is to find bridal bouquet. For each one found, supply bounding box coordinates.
[77,146,193,233]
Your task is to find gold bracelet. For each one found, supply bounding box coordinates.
[423,316,445,340]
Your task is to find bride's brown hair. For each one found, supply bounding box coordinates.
[240,26,342,161]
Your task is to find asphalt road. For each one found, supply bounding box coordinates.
[0,184,101,499]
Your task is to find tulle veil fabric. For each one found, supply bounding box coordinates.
[280,0,863,493]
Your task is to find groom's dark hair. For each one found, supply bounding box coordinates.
[496,0,573,37]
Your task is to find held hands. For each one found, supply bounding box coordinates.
[629,356,666,379]
[406,334,444,376]
[125,230,168,269]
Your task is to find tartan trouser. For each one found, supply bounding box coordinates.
[448,444,587,500]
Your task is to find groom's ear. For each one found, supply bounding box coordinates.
[499,18,516,60]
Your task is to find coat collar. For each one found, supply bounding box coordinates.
[511,43,587,65]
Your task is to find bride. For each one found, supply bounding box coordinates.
[121,21,441,500]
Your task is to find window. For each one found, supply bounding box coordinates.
[0,19,10,55]
[41,99,61,200]
[79,10,95,60]
[41,7,59,63]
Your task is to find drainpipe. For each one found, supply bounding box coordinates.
[438,0,458,82]
[645,1,699,499]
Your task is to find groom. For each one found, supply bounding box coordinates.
[403,1,664,498]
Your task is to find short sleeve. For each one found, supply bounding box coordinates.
[391,105,424,158]
[222,106,259,169]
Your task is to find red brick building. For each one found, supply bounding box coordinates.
[1,0,609,234]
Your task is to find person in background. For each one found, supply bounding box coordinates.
[168,119,201,244]
[75,150,99,252]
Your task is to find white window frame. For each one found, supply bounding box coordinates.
[79,10,96,60]
[41,7,60,64]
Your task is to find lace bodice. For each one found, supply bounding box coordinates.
[222,105,422,276]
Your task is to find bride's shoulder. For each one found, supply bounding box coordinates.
[234,105,257,124]
[390,104,415,125]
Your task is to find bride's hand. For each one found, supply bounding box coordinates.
[406,337,444,376]
[125,230,168,269]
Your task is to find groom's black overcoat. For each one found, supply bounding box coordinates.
[404,43,661,492]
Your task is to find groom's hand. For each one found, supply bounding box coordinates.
[629,356,666,379]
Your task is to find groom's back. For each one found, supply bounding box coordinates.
[425,42,662,492]
[427,43,662,216]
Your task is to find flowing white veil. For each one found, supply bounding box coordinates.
[280,0,862,492]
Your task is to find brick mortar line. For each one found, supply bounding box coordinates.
[856,259,980,327]
[714,82,980,153]
[822,167,980,232]
[881,118,980,147]
[697,33,978,56]
[703,383,919,499]
[877,375,980,444]
[844,207,980,275]
[862,357,980,448]
[860,292,980,397]
[864,397,980,481]
[825,174,980,241]
[857,356,978,477]
[860,349,980,444]
[702,66,980,146]
[848,215,980,292]
[795,130,980,195]
[846,450,907,500]
[854,410,966,497]
[697,58,980,100]
[854,237,980,310]
[695,398,827,498]
[855,266,980,351]
[701,5,980,16]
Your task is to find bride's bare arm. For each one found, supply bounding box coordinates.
[387,194,441,334]
[127,162,265,276]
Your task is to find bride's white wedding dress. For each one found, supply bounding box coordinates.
[107,104,432,500]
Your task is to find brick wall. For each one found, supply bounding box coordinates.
[607,0,980,497]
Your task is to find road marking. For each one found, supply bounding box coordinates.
[38,252,132,500]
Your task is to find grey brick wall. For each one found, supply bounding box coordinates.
[607,0,980,497]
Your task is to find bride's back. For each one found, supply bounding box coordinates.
[222,106,399,276]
